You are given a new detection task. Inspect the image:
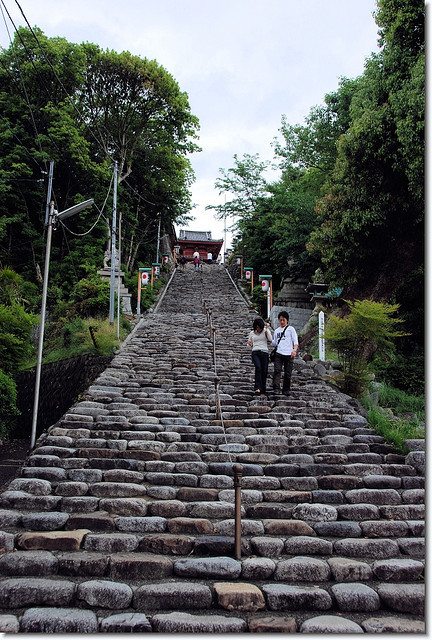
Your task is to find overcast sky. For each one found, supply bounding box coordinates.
[0,0,380,249]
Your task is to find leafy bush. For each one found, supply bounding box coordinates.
[41,316,131,362]
[70,275,111,317]
[370,349,424,395]
[0,303,36,375]
[324,299,406,396]
[0,370,19,440]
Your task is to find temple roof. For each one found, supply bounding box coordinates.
[178,229,222,242]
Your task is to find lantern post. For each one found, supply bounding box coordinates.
[137,267,151,315]
[259,274,273,319]
[162,253,170,268]
[151,262,161,287]
[235,254,243,276]
[244,267,254,292]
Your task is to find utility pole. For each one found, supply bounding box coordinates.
[117,211,122,339]
[156,213,161,263]
[31,161,54,450]
[31,161,94,449]
[109,160,118,325]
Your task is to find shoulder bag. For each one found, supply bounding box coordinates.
[269,326,287,362]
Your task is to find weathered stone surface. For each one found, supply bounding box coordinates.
[292,503,338,522]
[361,616,425,633]
[61,497,99,513]
[148,499,187,517]
[214,518,264,536]
[250,536,284,557]
[134,582,212,610]
[0,491,61,511]
[263,519,315,536]
[405,450,425,474]
[377,583,424,615]
[20,607,98,633]
[66,512,114,530]
[152,612,247,633]
[345,488,401,505]
[262,584,332,611]
[0,550,58,576]
[331,583,380,611]
[8,478,52,495]
[167,517,213,534]
[274,556,331,582]
[109,552,173,581]
[333,538,399,559]
[57,551,108,577]
[284,535,333,555]
[174,556,241,579]
[16,529,90,551]
[0,531,15,551]
[0,509,21,527]
[241,557,276,579]
[187,501,240,518]
[138,533,194,555]
[0,614,19,633]
[300,614,364,633]
[248,614,297,632]
[314,520,362,538]
[327,557,373,582]
[0,578,75,607]
[214,582,265,612]
[248,503,295,519]
[0,266,425,631]
[176,487,218,501]
[114,515,166,532]
[372,558,424,581]
[360,520,408,537]
[77,579,133,609]
[84,533,139,553]
[100,612,152,632]
[99,497,149,516]
[397,537,425,558]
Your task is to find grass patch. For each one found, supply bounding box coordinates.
[25,316,131,367]
[361,382,425,454]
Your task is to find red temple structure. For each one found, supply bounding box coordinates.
[177,229,223,262]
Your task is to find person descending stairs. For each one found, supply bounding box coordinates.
[0,262,425,633]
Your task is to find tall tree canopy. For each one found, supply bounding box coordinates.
[0,27,200,298]
[214,0,423,308]
[308,0,424,297]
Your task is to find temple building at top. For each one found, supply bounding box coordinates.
[176,229,223,262]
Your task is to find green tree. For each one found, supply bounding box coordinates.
[324,299,406,396]
[206,153,270,225]
[308,0,424,298]
[0,27,200,302]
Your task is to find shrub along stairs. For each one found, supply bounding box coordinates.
[0,263,425,633]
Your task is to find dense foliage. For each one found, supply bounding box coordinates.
[323,299,406,396]
[211,0,424,390]
[0,26,199,302]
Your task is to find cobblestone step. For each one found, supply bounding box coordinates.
[0,264,425,633]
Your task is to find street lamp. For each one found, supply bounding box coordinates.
[30,198,94,449]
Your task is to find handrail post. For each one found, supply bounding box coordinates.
[233,463,243,560]
[214,376,221,419]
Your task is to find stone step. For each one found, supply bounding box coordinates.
[0,264,424,632]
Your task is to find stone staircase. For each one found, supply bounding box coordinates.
[0,263,425,633]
